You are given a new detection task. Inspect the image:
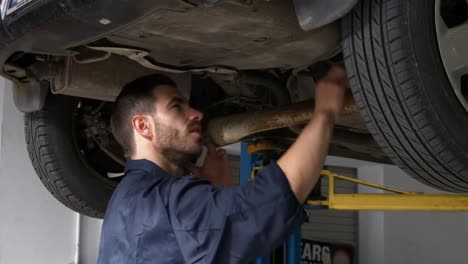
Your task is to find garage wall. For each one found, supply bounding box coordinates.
[382,165,468,264]
[78,215,103,264]
[358,164,468,264]
[0,78,4,163]
[357,165,385,264]
[3,73,468,264]
[228,154,240,186]
[0,84,78,264]
[302,166,358,247]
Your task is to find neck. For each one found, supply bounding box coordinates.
[131,151,184,177]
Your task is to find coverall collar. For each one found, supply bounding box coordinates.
[124,159,169,177]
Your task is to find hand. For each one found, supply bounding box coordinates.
[314,65,348,120]
[186,144,233,187]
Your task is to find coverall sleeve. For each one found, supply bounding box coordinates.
[165,161,305,263]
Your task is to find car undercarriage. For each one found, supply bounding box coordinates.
[2,0,468,217]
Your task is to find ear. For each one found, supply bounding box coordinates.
[131,115,153,140]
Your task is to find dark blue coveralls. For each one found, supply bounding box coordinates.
[97,159,304,264]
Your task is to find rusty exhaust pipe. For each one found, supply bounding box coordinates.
[206,98,360,146]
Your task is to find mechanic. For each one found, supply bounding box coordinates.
[97,66,348,264]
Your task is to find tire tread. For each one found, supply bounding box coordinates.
[343,0,468,191]
[24,98,105,217]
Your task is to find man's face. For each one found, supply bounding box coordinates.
[150,85,204,165]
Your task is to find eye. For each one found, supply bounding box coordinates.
[172,104,182,110]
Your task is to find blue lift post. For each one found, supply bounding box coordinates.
[286,230,302,264]
[239,142,302,264]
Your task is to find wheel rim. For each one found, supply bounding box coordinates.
[74,99,124,184]
[435,0,468,111]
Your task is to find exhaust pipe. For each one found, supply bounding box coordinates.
[206,98,360,146]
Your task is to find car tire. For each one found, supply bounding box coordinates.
[25,94,117,218]
[342,0,468,191]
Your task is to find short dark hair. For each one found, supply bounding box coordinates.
[110,74,177,158]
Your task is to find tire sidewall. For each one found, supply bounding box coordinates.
[27,94,117,218]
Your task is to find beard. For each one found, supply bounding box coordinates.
[152,117,202,166]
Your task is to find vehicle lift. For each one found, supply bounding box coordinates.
[239,141,468,264]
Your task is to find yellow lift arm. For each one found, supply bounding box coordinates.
[307,170,468,211]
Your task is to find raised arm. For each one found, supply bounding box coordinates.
[277,65,348,202]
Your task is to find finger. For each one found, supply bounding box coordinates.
[206,143,217,155]
[325,66,348,86]
[216,148,227,157]
[222,166,233,187]
[223,173,233,187]
[185,162,201,175]
[327,65,346,79]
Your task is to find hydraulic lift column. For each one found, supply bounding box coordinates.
[239,142,302,264]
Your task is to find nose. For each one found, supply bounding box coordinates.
[189,107,203,121]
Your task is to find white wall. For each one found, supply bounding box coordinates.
[0,78,4,163]
[357,164,468,264]
[3,76,468,264]
[357,165,385,264]
[0,83,78,264]
[382,165,468,264]
[78,215,102,264]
